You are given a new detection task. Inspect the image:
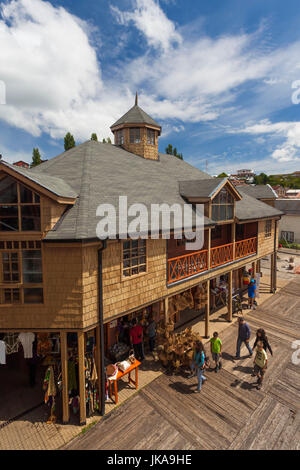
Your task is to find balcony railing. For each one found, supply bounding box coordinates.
[168,237,257,284]
[168,249,208,284]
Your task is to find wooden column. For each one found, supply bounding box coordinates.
[164,297,169,324]
[207,228,211,270]
[205,280,210,338]
[252,261,256,278]
[227,271,233,322]
[60,331,69,424]
[95,326,102,413]
[270,253,274,293]
[232,222,236,260]
[273,251,277,292]
[78,331,86,425]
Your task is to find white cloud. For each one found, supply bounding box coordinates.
[111,0,182,52]
[230,120,300,162]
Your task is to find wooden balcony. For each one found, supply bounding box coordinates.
[167,237,257,284]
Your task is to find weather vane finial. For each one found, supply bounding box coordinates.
[135,91,138,106]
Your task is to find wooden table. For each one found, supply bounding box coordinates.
[108,359,141,405]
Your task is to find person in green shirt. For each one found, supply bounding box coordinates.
[253,341,268,390]
[210,332,223,372]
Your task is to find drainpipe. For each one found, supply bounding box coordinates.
[98,240,107,416]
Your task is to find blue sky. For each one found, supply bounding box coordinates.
[0,0,300,175]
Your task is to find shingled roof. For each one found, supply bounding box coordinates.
[110,104,161,130]
[238,184,278,200]
[25,141,283,240]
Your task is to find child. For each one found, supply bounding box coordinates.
[253,341,268,390]
[210,332,223,373]
[247,279,256,309]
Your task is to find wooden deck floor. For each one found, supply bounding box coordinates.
[65,277,300,450]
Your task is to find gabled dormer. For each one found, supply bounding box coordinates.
[179,178,242,222]
[110,93,162,161]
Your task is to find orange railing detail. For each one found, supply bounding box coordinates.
[235,237,257,259]
[168,250,208,284]
[167,237,257,284]
[210,243,234,268]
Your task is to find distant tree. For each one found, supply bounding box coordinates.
[254,172,268,185]
[166,144,183,160]
[102,137,112,144]
[217,172,228,178]
[91,133,98,141]
[64,132,76,151]
[31,147,42,167]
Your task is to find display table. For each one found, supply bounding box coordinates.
[108,359,141,405]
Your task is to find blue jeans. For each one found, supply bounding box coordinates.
[196,367,206,391]
[236,337,253,358]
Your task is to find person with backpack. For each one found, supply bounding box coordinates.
[253,341,268,390]
[210,331,223,373]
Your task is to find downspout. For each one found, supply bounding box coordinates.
[98,240,107,416]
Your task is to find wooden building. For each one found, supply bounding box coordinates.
[0,96,283,425]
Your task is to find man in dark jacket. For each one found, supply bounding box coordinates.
[235,317,253,359]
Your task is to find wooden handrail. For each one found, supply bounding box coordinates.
[167,237,257,284]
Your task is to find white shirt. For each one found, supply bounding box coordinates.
[0,340,6,364]
[18,332,35,359]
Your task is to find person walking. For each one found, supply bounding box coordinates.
[253,328,273,356]
[130,318,145,361]
[193,340,207,393]
[253,341,268,390]
[210,331,223,372]
[235,317,253,359]
[146,315,156,353]
[248,279,257,309]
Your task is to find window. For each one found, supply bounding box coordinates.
[115,129,124,145]
[265,220,272,238]
[211,188,234,221]
[211,226,222,240]
[147,129,155,145]
[0,240,43,304]
[130,128,141,144]
[0,176,41,232]
[281,231,294,243]
[123,239,146,277]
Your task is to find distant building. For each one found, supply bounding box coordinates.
[285,189,300,199]
[229,169,255,184]
[13,160,29,169]
[272,185,286,198]
[275,199,300,243]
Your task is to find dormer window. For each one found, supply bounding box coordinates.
[116,129,124,145]
[147,129,155,145]
[212,188,234,221]
[130,128,141,144]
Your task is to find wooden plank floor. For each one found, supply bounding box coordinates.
[65,277,300,451]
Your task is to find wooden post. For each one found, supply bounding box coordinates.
[60,331,69,424]
[252,261,256,278]
[78,331,86,425]
[164,297,169,324]
[95,326,102,413]
[232,222,236,260]
[273,251,277,292]
[270,253,274,293]
[207,228,211,270]
[205,280,210,338]
[227,271,233,322]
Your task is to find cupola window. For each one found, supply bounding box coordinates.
[130,128,141,144]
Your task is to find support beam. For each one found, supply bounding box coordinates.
[205,280,210,338]
[270,253,274,293]
[95,326,102,414]
[78,331,86,425]
[60,331,69,424]
[227,271,233,322]
[164,297,169,324]
[273,251,277,292]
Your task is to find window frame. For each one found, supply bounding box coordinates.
[264,220,272,238]
[211,188,235,222]
[0,240,44,305]
[147,128,155,145]
[121,239,147,279]
[281,230,294,243]
[0,176,41,233]
[129,127,141,144]
[116,129,124,146]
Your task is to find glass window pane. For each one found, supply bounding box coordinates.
[0,176,18,203]
[227,205,234,219]
[20,185,33,203]
[220,205,226,220]
[24,288,43,304]
[21,205,41,231]
[22,250,42,283]
[0,206,19,231]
